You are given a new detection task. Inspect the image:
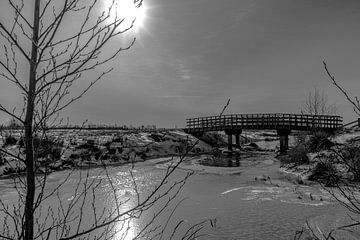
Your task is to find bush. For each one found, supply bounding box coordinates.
[149,133,165,142]
[174,144,185,154]
[35,138,62,160]
[103,141,112,148]
[3,135,17,147]
[69,153,80,160]
[197,132,227,148]
[295,132,307,145]
[75,142,99,152]
[281,143,309,165]
[3,166,26,175]
[340,145,360,181]
[307,131,334,152]
[308,160,340,187]
[113,136,123,143]
[0,153,4,166]
[107,148,116,155]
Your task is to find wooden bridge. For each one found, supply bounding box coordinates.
[185,113,342,153]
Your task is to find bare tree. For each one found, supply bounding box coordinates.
[0,0,140,238]
[0,0,214,239]
[324,62,360,115]
[300,86,337,115]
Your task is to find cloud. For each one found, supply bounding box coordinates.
[155,95,203,98]
[177,67,191,80]
[173,58,192,80]
[181,75,191,80]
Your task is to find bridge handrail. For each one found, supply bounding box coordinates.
[343,119,358,128]
[186,113,342,132]
[188,113,342,119]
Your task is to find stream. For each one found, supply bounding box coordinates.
[0,152,346,239]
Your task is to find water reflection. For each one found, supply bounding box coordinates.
[102,171,141,240]
[103,165,192,240]
[227,153,241,167]
[101,179,140,240]
[102,166,165,240]
[112,206,139,240]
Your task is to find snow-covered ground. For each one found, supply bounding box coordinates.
[332,130,360,144]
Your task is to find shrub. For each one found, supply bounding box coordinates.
[69,153,80,160]
[0,153,4,166]
[3,166,26,175]
[107,148,116,155]
[175,144,185,154]
[149,133,165,142]
[308,160,340,187]
[75,142,99,152]
[3,135,17,147]
[113,136,123,143]
[197,132,227,148]
[35,138,62,161]
[281,143,309,165]
[340,145,360,181]
[117,147,123,154]
[103,141,112,147]
[94,150,102,160]
[110,155,120,162]
[294,132,307,145]
[307,131,334,152]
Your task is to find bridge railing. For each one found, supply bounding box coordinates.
[186,113,342,132]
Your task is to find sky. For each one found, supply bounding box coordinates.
[1,0,360,128]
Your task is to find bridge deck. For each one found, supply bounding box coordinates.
[186,113,342,133]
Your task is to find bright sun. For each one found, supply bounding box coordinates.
[104,0,147,32]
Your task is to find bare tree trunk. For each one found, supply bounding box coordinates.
[24,0,40,239]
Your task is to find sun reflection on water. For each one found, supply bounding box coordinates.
[99,167,165,239]
[104,171,141,240]
[113,213,139,240]
[107,196,140,240]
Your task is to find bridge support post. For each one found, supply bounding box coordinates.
[225,129,242,151]
[227,134,233,151]
[235,134,240,146]
[277,129,291,154]
[233,130,242,147]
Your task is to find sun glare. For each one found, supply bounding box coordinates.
[104,0,147,32]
